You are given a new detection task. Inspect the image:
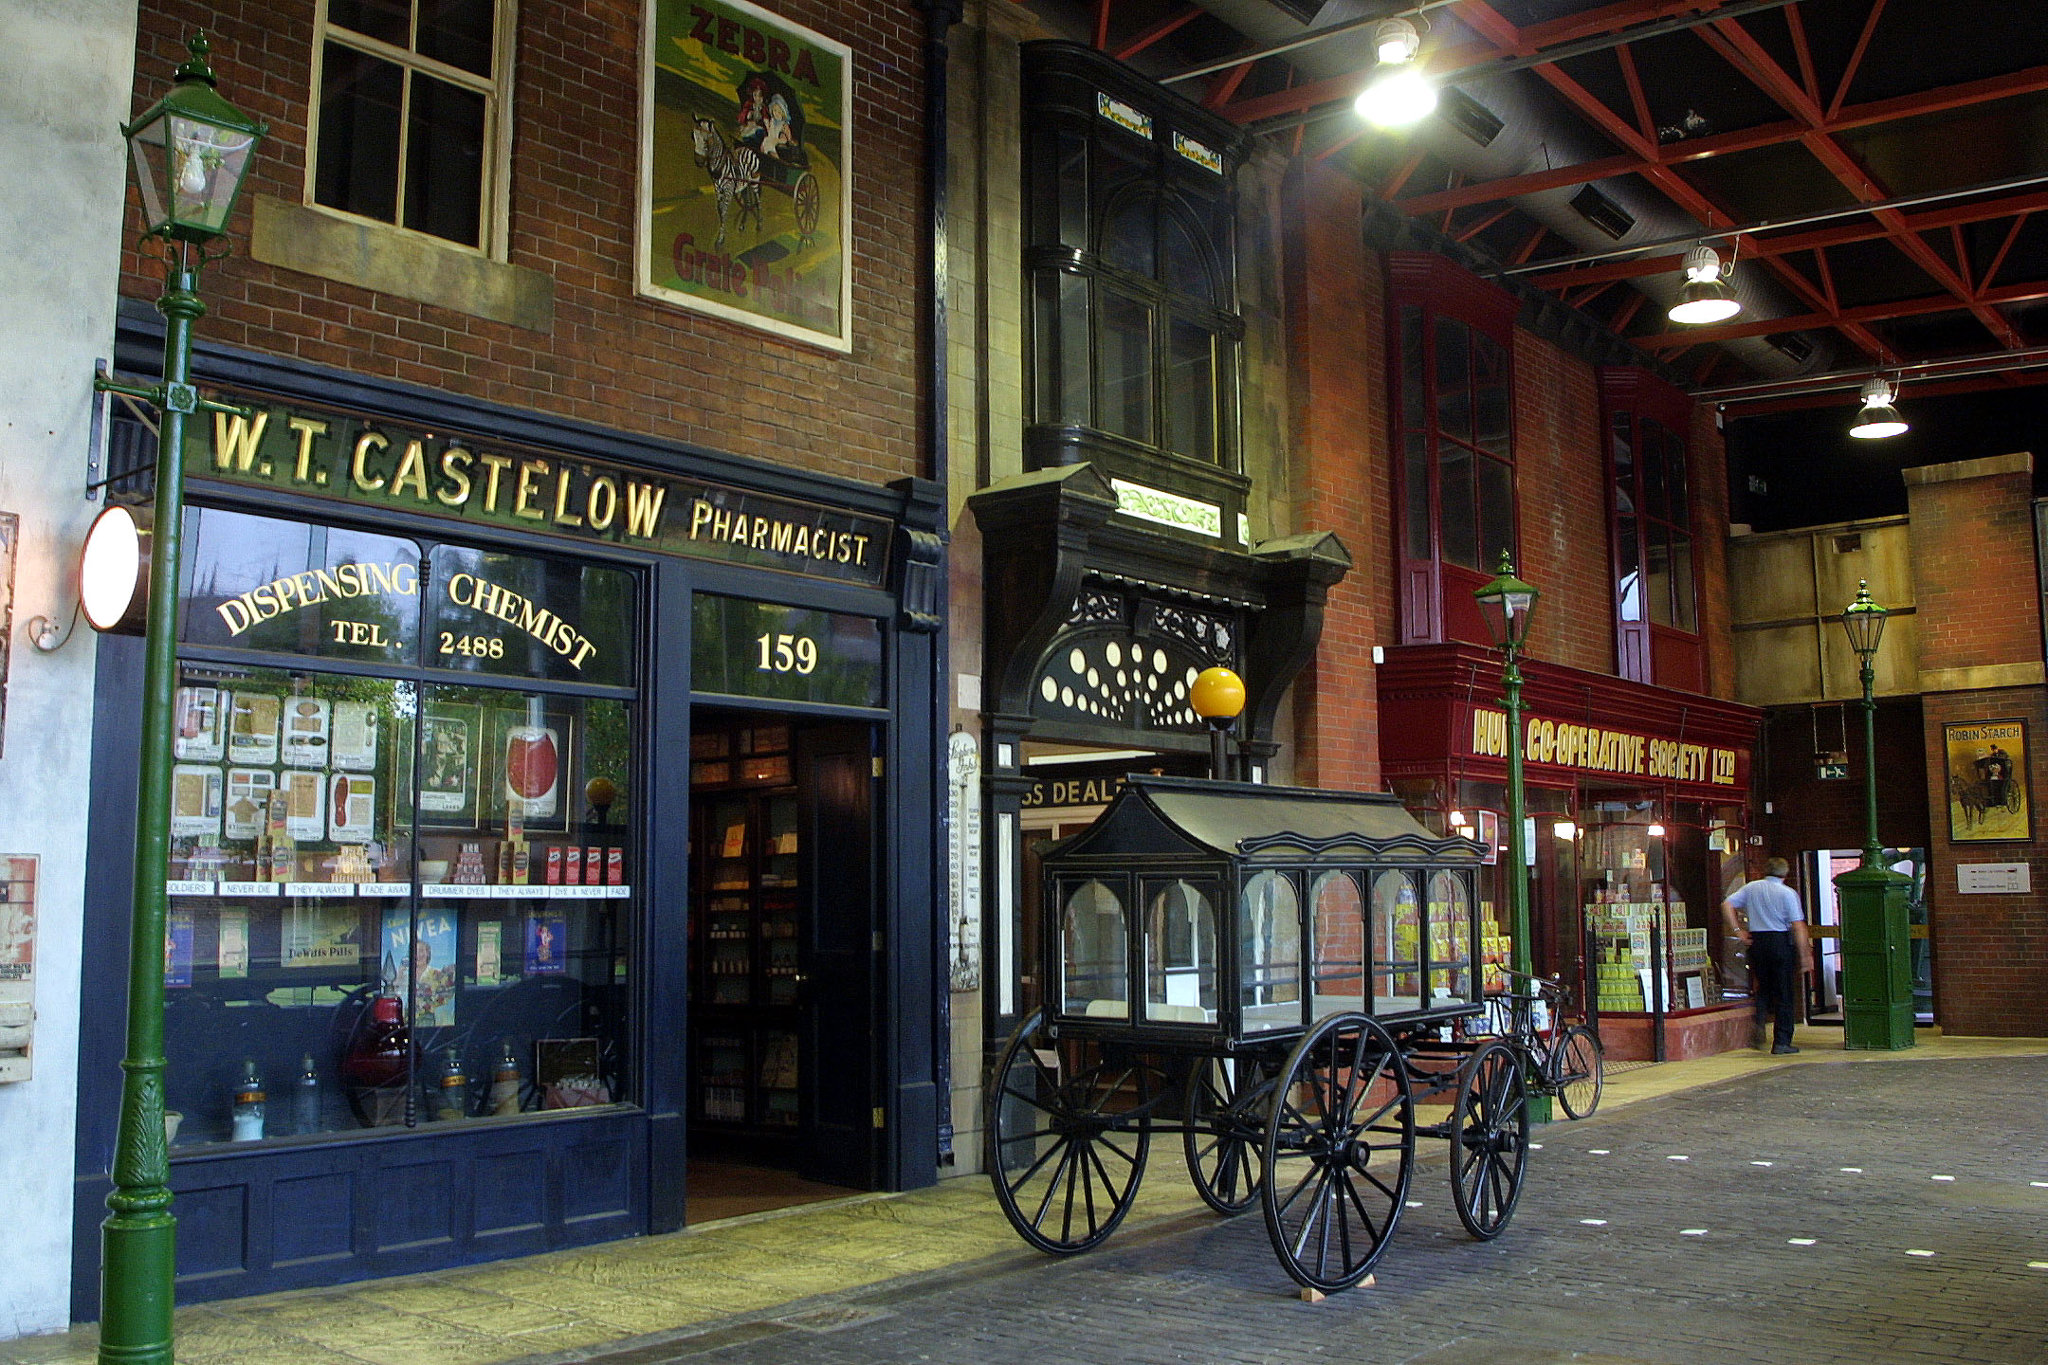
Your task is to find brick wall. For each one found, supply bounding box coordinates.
[1906,461,2040,674]
[1512,331,1614,677]
[1284,162,1383,792]
[129,0,925,487]
[1903,456,2048,1035]
[1920,688,2048,1035]
[1760,697,1930,856]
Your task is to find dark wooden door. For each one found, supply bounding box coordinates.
[795,723,880,1188]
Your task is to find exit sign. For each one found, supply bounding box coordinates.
[1815,762,1849,780]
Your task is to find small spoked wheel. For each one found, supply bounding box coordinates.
[1260,1013,1414,1292]
[986,1010,1157,1254]
[1183,1054,1277,1215]
[1551,1024,1605,1120]
[1449,1040,1532,1240]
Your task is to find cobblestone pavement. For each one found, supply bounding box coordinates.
[586,1055,2048,1365]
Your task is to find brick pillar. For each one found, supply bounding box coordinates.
[1283,159,1383,791]
[1903,452,2048,1036]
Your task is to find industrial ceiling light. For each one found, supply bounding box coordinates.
[1667,244,1740,324]
[1375,16,1421,63]
[1356,18,1437,127]
[1848,376,1908,439]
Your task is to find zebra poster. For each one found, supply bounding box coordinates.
[1943,718,2031,843]
[638,0,852,351]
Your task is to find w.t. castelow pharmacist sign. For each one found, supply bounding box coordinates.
[637,0,853,351]
[193,403,890,588]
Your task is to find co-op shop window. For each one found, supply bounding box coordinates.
[310,0,514,253]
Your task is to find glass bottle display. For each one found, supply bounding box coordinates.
[230,1060,266,1142]
[432,1050,470,1121]
[292,1054,320,1135]
[488,1039,523,1116]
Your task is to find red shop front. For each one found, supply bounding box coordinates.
[1379,645,1764,1061]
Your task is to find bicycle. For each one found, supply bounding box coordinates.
[1473,969,1606,1119]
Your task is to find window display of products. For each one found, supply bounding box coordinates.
[1579,809,1724,1017]
[159,506,640,1146]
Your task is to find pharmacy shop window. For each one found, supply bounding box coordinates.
[159,505,639,1146]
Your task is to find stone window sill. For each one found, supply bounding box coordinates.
[251,196,553,333]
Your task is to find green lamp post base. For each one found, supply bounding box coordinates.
[1833,863,1914,1050]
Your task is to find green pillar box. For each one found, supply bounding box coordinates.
[1834,864,1914,1050]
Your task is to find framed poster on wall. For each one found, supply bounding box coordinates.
[636,0,854,350]
[487,708,577,833]
[414,703,481,828]
[1943,718,2030,843]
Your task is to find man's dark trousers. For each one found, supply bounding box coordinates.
[1749,929,1800,1048]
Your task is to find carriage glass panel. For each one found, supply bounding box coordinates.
[1061,878,1128,1019]
[1238,870,1302,1032]
[1308,870,1365,1021]
[1371,869,1424,1013]
[1426,869,1475,1004]
[1142,878,1219,1024]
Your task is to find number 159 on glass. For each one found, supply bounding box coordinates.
[755,632,818,675]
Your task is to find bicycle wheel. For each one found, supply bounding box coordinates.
[985,1010,1156,1254]
[1183,1053,1275,1215]
[1551,1024,1605,1120]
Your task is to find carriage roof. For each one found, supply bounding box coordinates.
[1047,775,1484,870]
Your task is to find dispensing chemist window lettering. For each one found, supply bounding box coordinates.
[213,561,419,636]
[442,572,599,670]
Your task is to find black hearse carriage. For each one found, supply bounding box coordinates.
[986,776,1532,1292]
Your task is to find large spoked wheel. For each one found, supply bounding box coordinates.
[1183,1054,1277,1215]
[1552,1024,1605,1120]
[1449,1041,1531,1240]
[1260,1013,1414,1292]
[792,171,821,241]
[986,1010,1157,1254]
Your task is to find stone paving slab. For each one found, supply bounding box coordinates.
[6,1029,2044,1365]
[607,1049,2048,1365]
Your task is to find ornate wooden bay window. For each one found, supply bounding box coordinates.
[1022,43,1249,545]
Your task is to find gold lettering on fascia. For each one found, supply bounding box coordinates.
[685,497,872,567]
[209,411,672,542]
[443,572,599,670]
[214,562,419,636]
[1468,707,1740,786]
[1021,774,1128,808]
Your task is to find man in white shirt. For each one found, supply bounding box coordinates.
[1723,857,1812,1055]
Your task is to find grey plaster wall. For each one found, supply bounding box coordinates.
[0,0,135,1338]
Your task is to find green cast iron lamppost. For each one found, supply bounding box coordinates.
[1833,580,1914,1050]
[1473,554,1547,1116]
[91,34,265,1365]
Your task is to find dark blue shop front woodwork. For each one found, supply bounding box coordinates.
[72,304,944,1315]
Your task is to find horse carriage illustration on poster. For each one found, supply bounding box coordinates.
[690,70,823,250]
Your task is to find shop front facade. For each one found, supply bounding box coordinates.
[1380,646,1761,1060]
[70,305,945,1311]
